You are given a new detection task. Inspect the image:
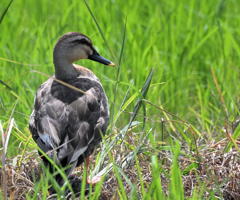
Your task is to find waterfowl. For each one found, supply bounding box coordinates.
[29,32,114,188]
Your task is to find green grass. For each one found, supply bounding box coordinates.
[1,0,240,199]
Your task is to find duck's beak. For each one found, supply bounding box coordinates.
[88,50,115,66]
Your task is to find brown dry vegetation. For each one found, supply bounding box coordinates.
[1,135,240,199]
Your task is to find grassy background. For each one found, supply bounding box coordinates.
[1,0,240,156]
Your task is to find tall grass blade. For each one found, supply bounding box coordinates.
[222,83,240,116]
[83,0,118,65]
[0,121,7,200]
[80,163,87,200]
[3,118,14,155]
[0,71,32,109]
[170,142,184,200]
[159,98,176,132]
[112,84,130,129]
[110,18,127,133]
[188,26,218,61]
[221,19,240,58]
[224,122,240,153]
[121,68,155,143]
[0,79,13,90]
[0,0,14,25]
[145,157,163,199]
[0,57,40,66]
[5,82,26,158]
[91,172,107,199]
[152,155,164,199]
[18,135,32,166]
[134,153,146,198]
[211,67,228,116]
[112,163,128,200]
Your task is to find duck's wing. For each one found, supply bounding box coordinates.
[29,78,69,166]
[29,77,109,181]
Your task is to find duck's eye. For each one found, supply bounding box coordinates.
[73,39,88,45]
[80,39,87,44]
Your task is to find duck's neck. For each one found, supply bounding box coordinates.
[53,54,79,80]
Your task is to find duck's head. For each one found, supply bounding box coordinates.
[53,32,114,79]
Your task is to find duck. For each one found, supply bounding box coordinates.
[29,32,114,189]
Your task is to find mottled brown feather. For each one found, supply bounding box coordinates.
[29,32,110,187]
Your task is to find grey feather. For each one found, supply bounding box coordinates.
[29,32,114,187]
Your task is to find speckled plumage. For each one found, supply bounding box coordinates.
[29,32,113,186]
